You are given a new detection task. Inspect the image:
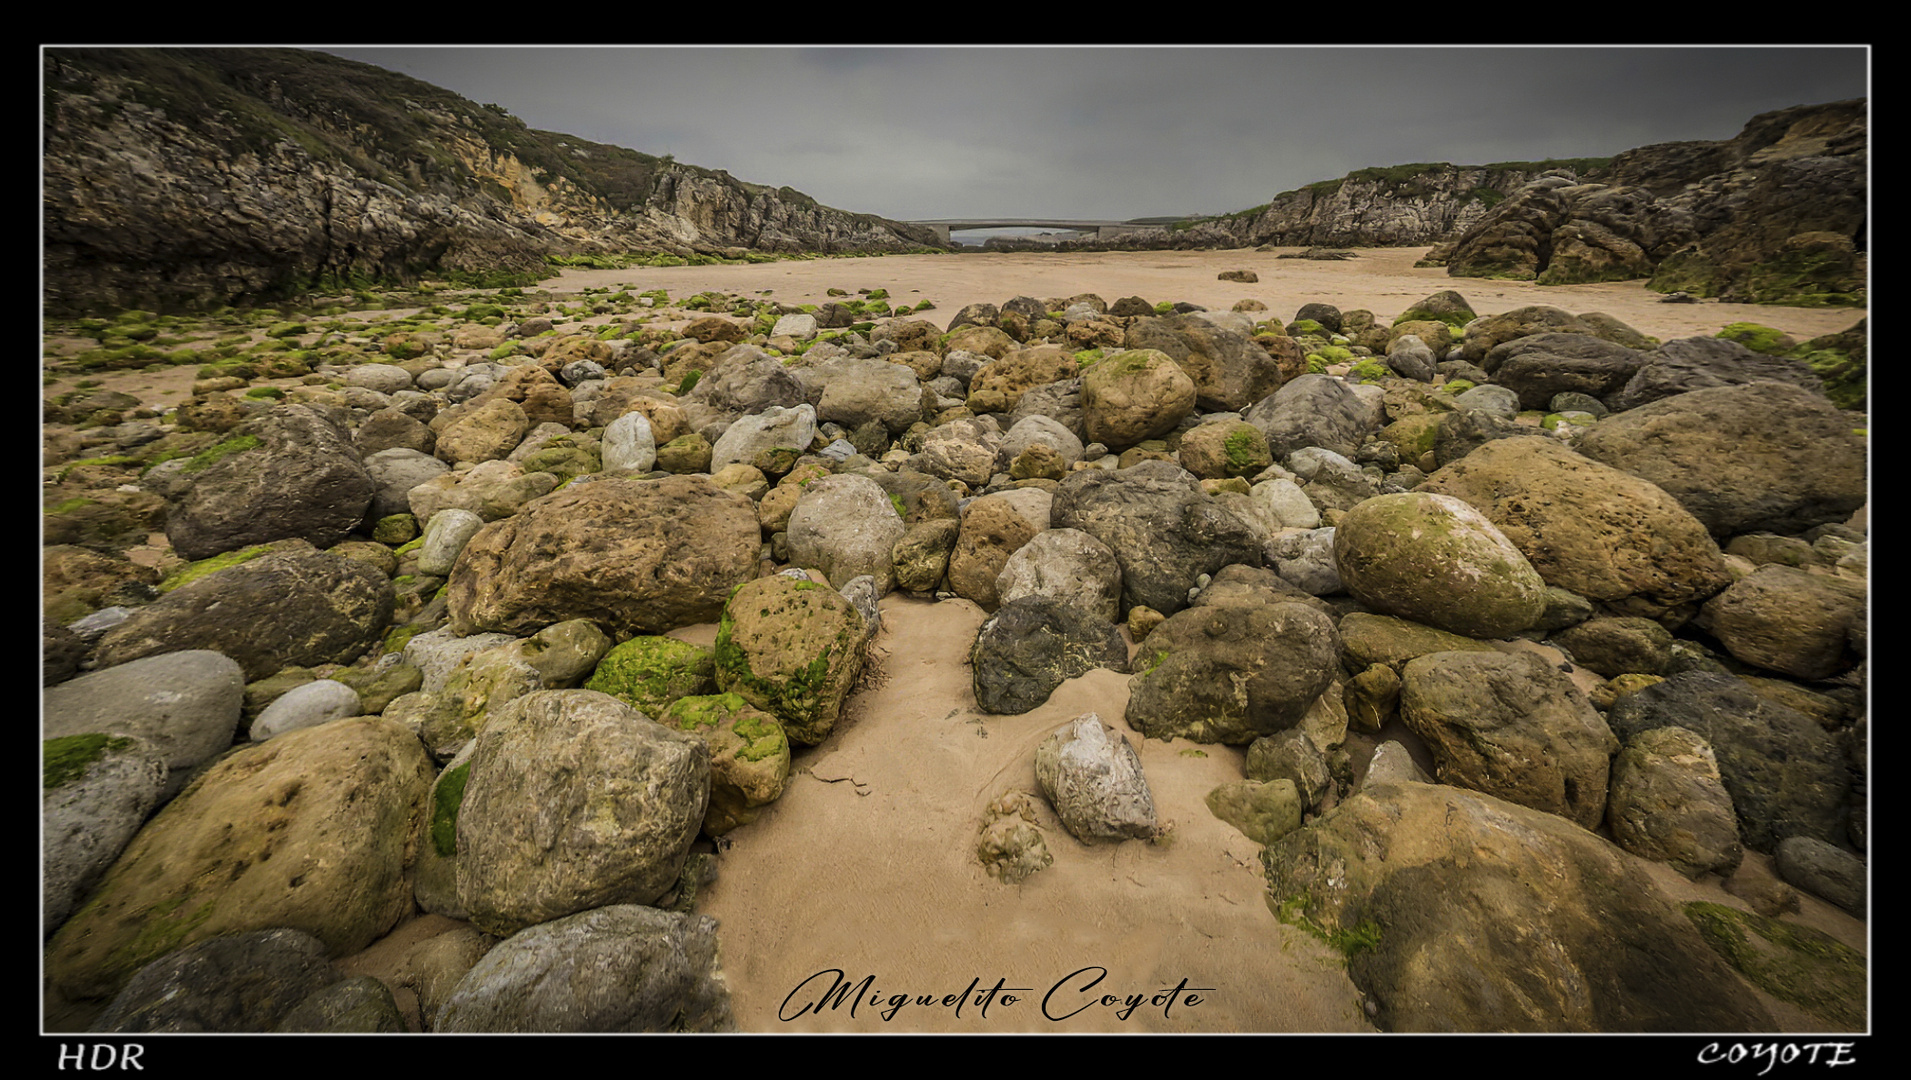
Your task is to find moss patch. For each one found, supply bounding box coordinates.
[160,543,275,592]
[428,761,471,859]
[44,734,136,790]
[1682,901,1864,1029]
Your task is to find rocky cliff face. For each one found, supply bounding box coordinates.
[1429,100,1866,305]
[42,49,948,314]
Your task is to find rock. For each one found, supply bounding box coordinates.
[970,595,1128,714]
[248,679,362,741]
[817,357,924,434]
[1605,671,1849,853]
[93,547,394,683]
[274,974,409,1033]
[1177,418,1272,480]
[91,929,343,1033]
[455,691,709,936]
[1262,780,1777,1031]
[993,527,1123,625]
[891,517,960,593]
[1694,565,1865,679]
[1034,714,1159,844]
[1126,583,1341,744]
[656,693,791,835]
[1574,381,1866,538]
[416,508,486,577]
[1772,836,1866,917]
[1609,337,1826,412]
[45,719,434,1002]
[916,417,1004,487]
[1483,332,1650,410]
[435,397,530,467]
[1399,650,1619,829]
[1080,349,1196,447]
[43,733,169,929]
[164,405,375,561]
[947,493,1043,610]
[1051,466,1262,618]
[786,473,909,595]
[976,791,1054,884]
[434,905,736,1032]
[1418,437,1731,621]
[42,649,245,792]
[583,636,718,720]
[1333,492,1546,639]
[447,476,759,638]
[1606,726,1743,879]
[1244,729,1334,810]
[600,409,657,475]
[1244,373,1378,459]
[361,447,448,521]
[1205,779,1303,845]
[709,403,817,473]
[713,574,867,746]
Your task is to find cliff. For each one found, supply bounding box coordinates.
[1430,100,1866,305]
[42,48,949,314]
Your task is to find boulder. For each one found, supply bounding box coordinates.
[164,405,375,561]
[1243,373,1377,459]
[447,477,759,639]
[93,547,393,683]
[1417,437,1731,620]
[1126,585,1341,744]
[434,905,735,1033]
[1574,381,1866,538]
[970,596,1128,715]
[1333,492,1548,639]
[1262,780,1776,1031]
[1605,671,1849,853]
[1607,726,1743,879]
[1399,650,1619,829]
[713,574,867,746]
[786,473,909,595]
[455,691,709,937]
[1051,466,1262,618]
[1034,714,1158,844]
[1080,349,1196,447]
[45,719,434,1002]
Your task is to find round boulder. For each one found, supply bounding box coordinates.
[1334,492,1547,639]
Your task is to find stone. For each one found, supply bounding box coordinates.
[455,691,709,936]
[43,733,169,928]
[1205,779,1303,845]
[1333,492,1547,639]
[1606,726,1743,879]
[786,473,909,595]
[1399,650,1619,829]
[1034,714,1158,844]
[1418,437,1731,620]
[714,574,866,746]
[1262,780,1776,1031]
[93,547,393,683]
[1080,349,1197,447]
[447,476,759,639]
[970,596,1128,715]
[91,929,342,1033]
[434,905,735,1033]
[46,719,434,1002]
[164,406,375,561]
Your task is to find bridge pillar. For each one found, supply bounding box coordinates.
[926,224,951,245]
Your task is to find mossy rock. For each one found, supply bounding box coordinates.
[1715,322,1794,356]
[582,636,717,718]
[1682,901,1865,1030]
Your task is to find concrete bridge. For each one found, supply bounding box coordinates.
[909,218,1156,245]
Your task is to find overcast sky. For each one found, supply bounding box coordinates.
[312,46,1868,229]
